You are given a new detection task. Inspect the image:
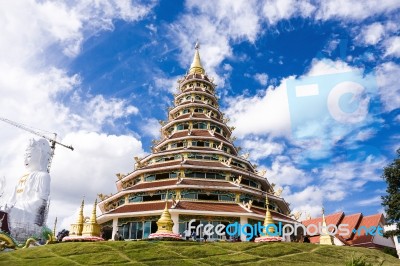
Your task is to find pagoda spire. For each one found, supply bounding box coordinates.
[319,207,334,245]
[189,42,205,75]
[90,199,98,224]
[263,194,275,236]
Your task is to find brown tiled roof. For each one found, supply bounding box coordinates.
[302,212,344,229]
[340,213,363,239]
[350,213,384,245]
[175,201,245,213]
[250,207,296,222]
[107,202,173,214]
[301,212,386,247]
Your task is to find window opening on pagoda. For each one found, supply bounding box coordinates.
[182,108,190,114]
[195,95,202,101]
[191,140,210,147]
[185,171,225,180]
[117,197,125,206]
[198,193,218,201]
[194,108,203,113]
[193,122,207,129]
[129,195,142,203]
[176,123,189,131]
[240,178,260,188]
[196,82,201,87]
[210,124,222,134]
[171,141,184,149]
[187,153,219,161]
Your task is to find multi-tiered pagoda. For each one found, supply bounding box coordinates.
[97,44,297,241]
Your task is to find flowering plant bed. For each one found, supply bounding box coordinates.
[62,236,104,242]
[254,236,283,242]
[148,232,182,240]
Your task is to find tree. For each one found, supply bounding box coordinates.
[382,148,400,237]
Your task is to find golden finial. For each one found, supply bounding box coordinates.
[189,41,205,75]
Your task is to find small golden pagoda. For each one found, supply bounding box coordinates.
[255,194,282,242]
[82,199,101,237]
[63,199,103,242]
[69,199,84,236]
[319,208,334,245]
[155,202,174,234]
[148,193,181,239]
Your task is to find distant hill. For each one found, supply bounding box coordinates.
[0,241,399,265]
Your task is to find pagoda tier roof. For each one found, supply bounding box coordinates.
[169,102,220,116]
[161,115,231,136]
[122,178,238,192]
[175,90,217,100]
[174,201,246,213]
[165,129,229,142]
[250,207,297,222]
[132,159,259,179]
[106,201,173,214]
[181,73,212,83]
[140,149,254,168]
[173,113,221,123]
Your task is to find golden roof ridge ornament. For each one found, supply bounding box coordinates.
[189,41,205,75]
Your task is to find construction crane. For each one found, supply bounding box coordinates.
[0,117,74,173]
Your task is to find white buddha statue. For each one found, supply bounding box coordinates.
[0,138,52,240]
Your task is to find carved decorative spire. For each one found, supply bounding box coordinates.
[77,199,84,224]
[155,191,174,234]
[90,199,98,224]
[263,194,275,236]
[189,42,205,75]
[320,207,334,245]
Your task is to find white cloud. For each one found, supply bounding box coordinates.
[376,62,400,112]
[224,82,291,138]
[141,118,161,138]
[264,156,311,187]
[356,22,385,45]
[283,186,323,218]
[383,36,400,58]
[356,196,381,207]
[240,137,284,161]
[253,73,269,86]
[84,95,139,127]
[261,0,315,25]
[316,0,400,21]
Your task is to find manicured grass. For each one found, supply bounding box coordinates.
[0,241,399,266]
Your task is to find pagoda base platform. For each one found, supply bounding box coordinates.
[62,236,104,242]
[254,236,282,242]
[148,232,181,240]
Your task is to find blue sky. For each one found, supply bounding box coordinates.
[0,0,399,227]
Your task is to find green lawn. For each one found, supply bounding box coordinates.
[0,241,399,266]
